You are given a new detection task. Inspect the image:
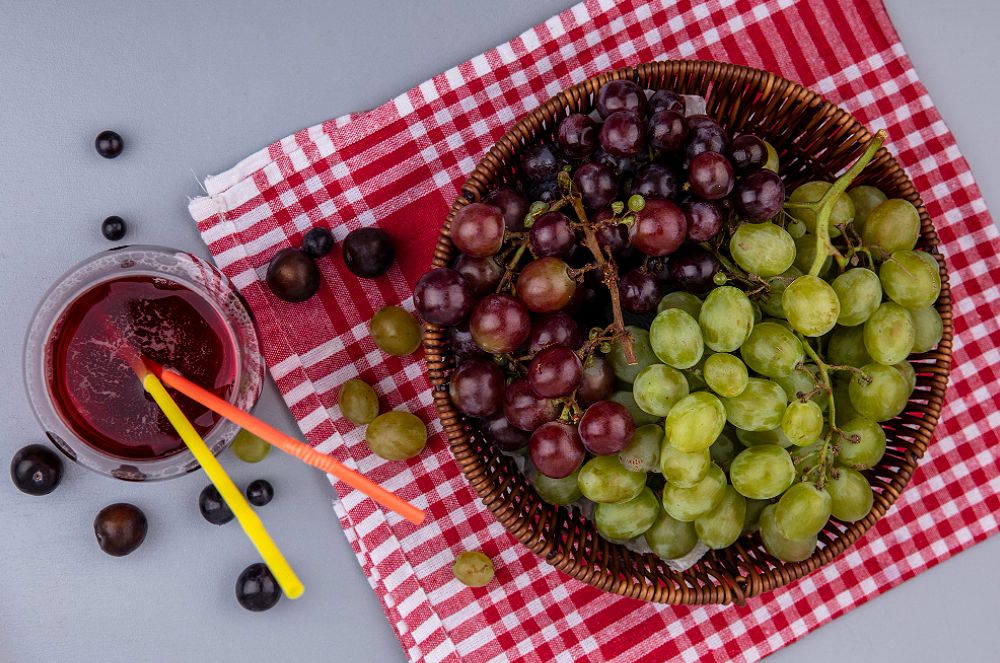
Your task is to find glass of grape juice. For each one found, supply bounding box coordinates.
[24,246,264,481]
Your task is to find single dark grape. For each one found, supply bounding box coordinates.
[649,90,684,114]
[266,248,320,303]
[578,355,615,406]
[631,163,680,201]
[414,268,474,325]
[731,134,767,172]
[688,151,735,200]
[685,115,730,160]
[734,169,785,221]
[246,479,274,507]
[448,322,487,358]
[520,143,561,182]
[516,257,576,313]
[528,346,583,398]
[578,401,635,455]
[600,111,647,158]
[450,357,506,417]
[524,178,560,203]
[236,563,281,612]
[453,254,504,297]
[557,113,599,158]
[10,444,63,496]
[573,162,618,209]
[503,378,559,431]
[302,227,335,258]
[470,294,531,354]
[648,110,688,152]
[530,212,575,258]
[594,218,629,256]
[485,187,530,232]
[667,247,720,293]
[342,227,395,278]
[101,216,127,241]
[94,503,147,557]
[529,422,585,479]
[619,269,661,314]
[527,312,582,353]
[451,202,505,257]
[199,485,234,525]
[595,79,648,118]
[95,130,123,158]
[682,200,724,242]
[628,198,686,256]
[480,411,531,452]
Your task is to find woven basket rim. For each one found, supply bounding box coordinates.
[421,60,953,605]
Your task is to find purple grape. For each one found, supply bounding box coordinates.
[648,110,688,152]
[451,202,505,257]
[528,346,583,398]
[577,355,615,406]
[449,358,506,417]
[504,378,559,432]
[527,312,582,353]
[470,294,531,354]
[453,254,504,296]
[619,269,661,314]
[734,169,785,221]
[573,162,618,209]
[599,111,646,157]
[414,268,474,325]
[485,188,530,232]
[595,79,648,118]
[593,211,628,256]
[480,411,531,452]
[688,152,735,200]
[516,257,577,313]
[685,115,730,161]
[520,143,561,182]
[649,90,684,114]
[578,401,635,455]
[448,322,486,359]
[593,147,638,178]
[631,163,681,201]
[524,178,560,203]
[557,113,599,158]
[682,200,724,242]
[667,247,720,293]
[529,422,585,479]
[530,212,575,258]
[731,134,767,172]
[628,198,686,256]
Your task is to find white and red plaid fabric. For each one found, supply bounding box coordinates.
[188,0,1000,660]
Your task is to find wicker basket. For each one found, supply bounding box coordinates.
[422,61,953,604]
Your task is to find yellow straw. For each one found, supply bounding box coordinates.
[142,372,305,600]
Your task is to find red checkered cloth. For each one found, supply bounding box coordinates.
[188,0,1000,660]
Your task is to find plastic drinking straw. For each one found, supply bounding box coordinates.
[143,359,426,526]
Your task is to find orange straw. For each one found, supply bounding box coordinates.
[144,360,425,526]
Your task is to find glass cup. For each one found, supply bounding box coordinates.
[24,245,264,481]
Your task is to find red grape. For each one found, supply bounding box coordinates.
[527,312,582,353]
[470,294,531,354]
[731,134,767,172]
[577,355,615,406]
[595,79,648,118]
[414,268,474,325]
[449,358,505,417]
[734,169,785,221]
[448,322,486,358]
[520,143,561,182]
[631,163,681,201]
[558,113,599,158]
[578,400,635,455]
[451,203,505,257]
[529,422,585,479]
[619,269,661,313]
[530,212,575,258]
[648,110,688,152]
[649,90,684,113]
[485,188,530,232]
[504,378,559,431]
[685,115,730,161]
[628,198,686,256]
[573,162,618,209]
[600,111,646,157]
[480,411,531,452]
[667,247,720,293]
[516,257,577,313]
[682,200,723,242]
[688,152,735,200]
[528,346,583,398]
[453,254,504,296]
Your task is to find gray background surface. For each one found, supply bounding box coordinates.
[1,1,997,661]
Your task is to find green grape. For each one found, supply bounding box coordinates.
[832,374,860,425]
[740,322,804,378]
[452,551,494,587]
[774,365,828,410]
[736,427,794,448]
[783,275,841,337]
[695,486,746,549]
[837,417,886,469]
[632,364,689,417]
[848,185,888,233]
[827,467,874,522]
[763,140,779,173]
[752,301,763,323]
[826,325,873,368]
[792,233,833,276]
[366,411,427,460]
[879,250,941,309]
[609,390,661,426]
[787,181,855,237]
[660,442,711,488]
[781,400,824,447]
[650,309,704,369]
[910,306,943,353]
[231,429,271,463]
[729,222,796,277]
[775,482,832,539]
[664,392,727,453]
[645,507,699,560]
[759,267,801,318]
[339,378,381,425]
[534,467,583,505]
[709,430,740,472]
[698,286,754,352]
[786,219,807,239]
[619,424,663,473]
[729,444,795,499]
[595,487,660,540]
[577,456,646,504]
[742,498,769,535]
[370,306,422,356]
[661,463,727,522]
[657,291,703,319]
[703,353,749,397]
[721,378,788,431]
[895,360,917,393]
[863,302,915,365]
[609,326,658,383]
[831,268,882,327]
[759,504,818,562]
[862,198,920,253]
[848,363,909,422]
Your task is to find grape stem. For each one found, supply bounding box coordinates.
[497,238,530,292]
[796,333,841,488]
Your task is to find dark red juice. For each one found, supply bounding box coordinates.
[47,275,238,460]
